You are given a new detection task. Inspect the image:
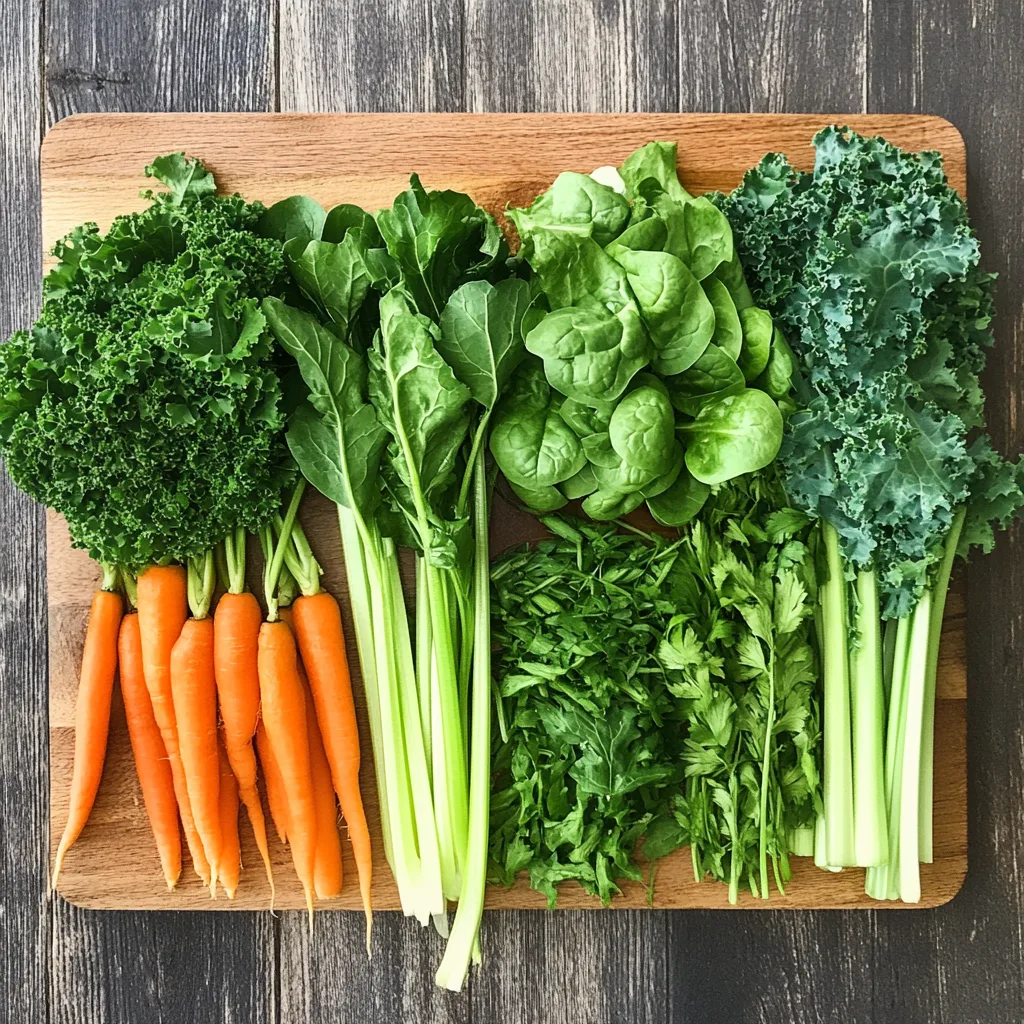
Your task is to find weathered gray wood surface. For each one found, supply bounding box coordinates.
[2,1,1023,1021]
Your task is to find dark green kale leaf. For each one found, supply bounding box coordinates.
[717,126,1022,614]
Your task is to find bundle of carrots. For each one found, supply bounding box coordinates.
[50,492,372,937]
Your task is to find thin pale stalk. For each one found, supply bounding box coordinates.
[821,522,856,866]
[850,570,887,867]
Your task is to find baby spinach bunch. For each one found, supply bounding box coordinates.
[0,154,291,568]
[490,142,794,526]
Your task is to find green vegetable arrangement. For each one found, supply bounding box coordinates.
[718,126,1023,900]
[260,178,531,990]
[489,473,821,906]
[0,154,292,570]
[491,142,794,525]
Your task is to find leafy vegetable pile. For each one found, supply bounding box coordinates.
[719,126,1023,899]
[490,142,794,526]
[489,473,821,906]
[0,155,291,568]
[260,177,530,989]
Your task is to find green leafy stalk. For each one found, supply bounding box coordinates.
[919,508,966,860]
[820,522,855,866]
[436,451,492,991]
[186,550,216,620]
[850,570,887,867]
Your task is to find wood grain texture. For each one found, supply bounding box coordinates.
[0,5,48,1024]
[42,112,966,916]
[39,4,279,1024]
[465,0,680,113]
[45,0,273,123]
[279,0,464,112]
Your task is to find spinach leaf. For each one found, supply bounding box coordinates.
[323,203,384,247]
[558,395,615,437]
[437,278,535,412]
[369,292,472,514]
[509,171,630,248]
[646,465,710,526]
[583,433,658,494]
[285,235,372,336]
[527,232,636,314]
[664,343,745,417]
[259,195,327,247]
[560,463,599,499]
[376,174,507,320]
[737,306,773,381]
[264,297,386,513]
[619,141,690,203]
[609,249,714,375]
[608,385,676,475]
[508,481,568,512]
[702,274,743,361]
[754,328,796,399]
[489,363,586,490]
[639,441,685,499]
[582,488,646,519]
[525,304,651,407]
[680,390,783,485]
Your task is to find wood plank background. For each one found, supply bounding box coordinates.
[2,1,1022,1021]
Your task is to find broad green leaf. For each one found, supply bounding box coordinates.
[145,153,216,205]
[525,304,651,407]
[509,172,630,248]
[608,385,676,475]
[702,275,743,362]
[376,174,507,319]
[285,235,372,336]
[259,195,327,247]
[437,278,535,412]
[263,297,386,513]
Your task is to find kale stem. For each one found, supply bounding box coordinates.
[850,569,888,867]
[820,522,856,866]
[919,508,965,861]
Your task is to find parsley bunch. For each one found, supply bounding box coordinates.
[0,155,292,568]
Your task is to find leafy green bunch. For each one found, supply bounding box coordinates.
[0,154,292,568]
[488,473,821,906]
[716,126,1023,615]
[645,472,820,902]
[490,142,795,526]
[488,519,687,905]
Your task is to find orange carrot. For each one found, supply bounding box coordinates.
[218,740,241,899]
[119,611,182,890]
[255,720,289,844]
[258,619,316,921]
[51,581,123,888]
[301,662,344,900]
[171,616,221,896]
[293,592,372,930]
[136,565,210,886]
[214,590,274,895]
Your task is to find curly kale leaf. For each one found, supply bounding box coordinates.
[718,126,1022,614]
[0,156,293,568]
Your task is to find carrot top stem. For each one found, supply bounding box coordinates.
[100,562,121,593]
[273,514,322,598]
[222,524,248,595]
[121,569,138,610]
[187,551,217,620]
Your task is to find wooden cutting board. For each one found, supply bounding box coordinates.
[44,113,968,911]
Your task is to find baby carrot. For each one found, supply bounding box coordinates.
[218,740,241,900]
[119,610,182,890]
[137,564,210,886]
[293,592,372,930]
[170,553,221,896]
[214,587,274,895]
[51,568,123,888]
[258,619,317,923]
